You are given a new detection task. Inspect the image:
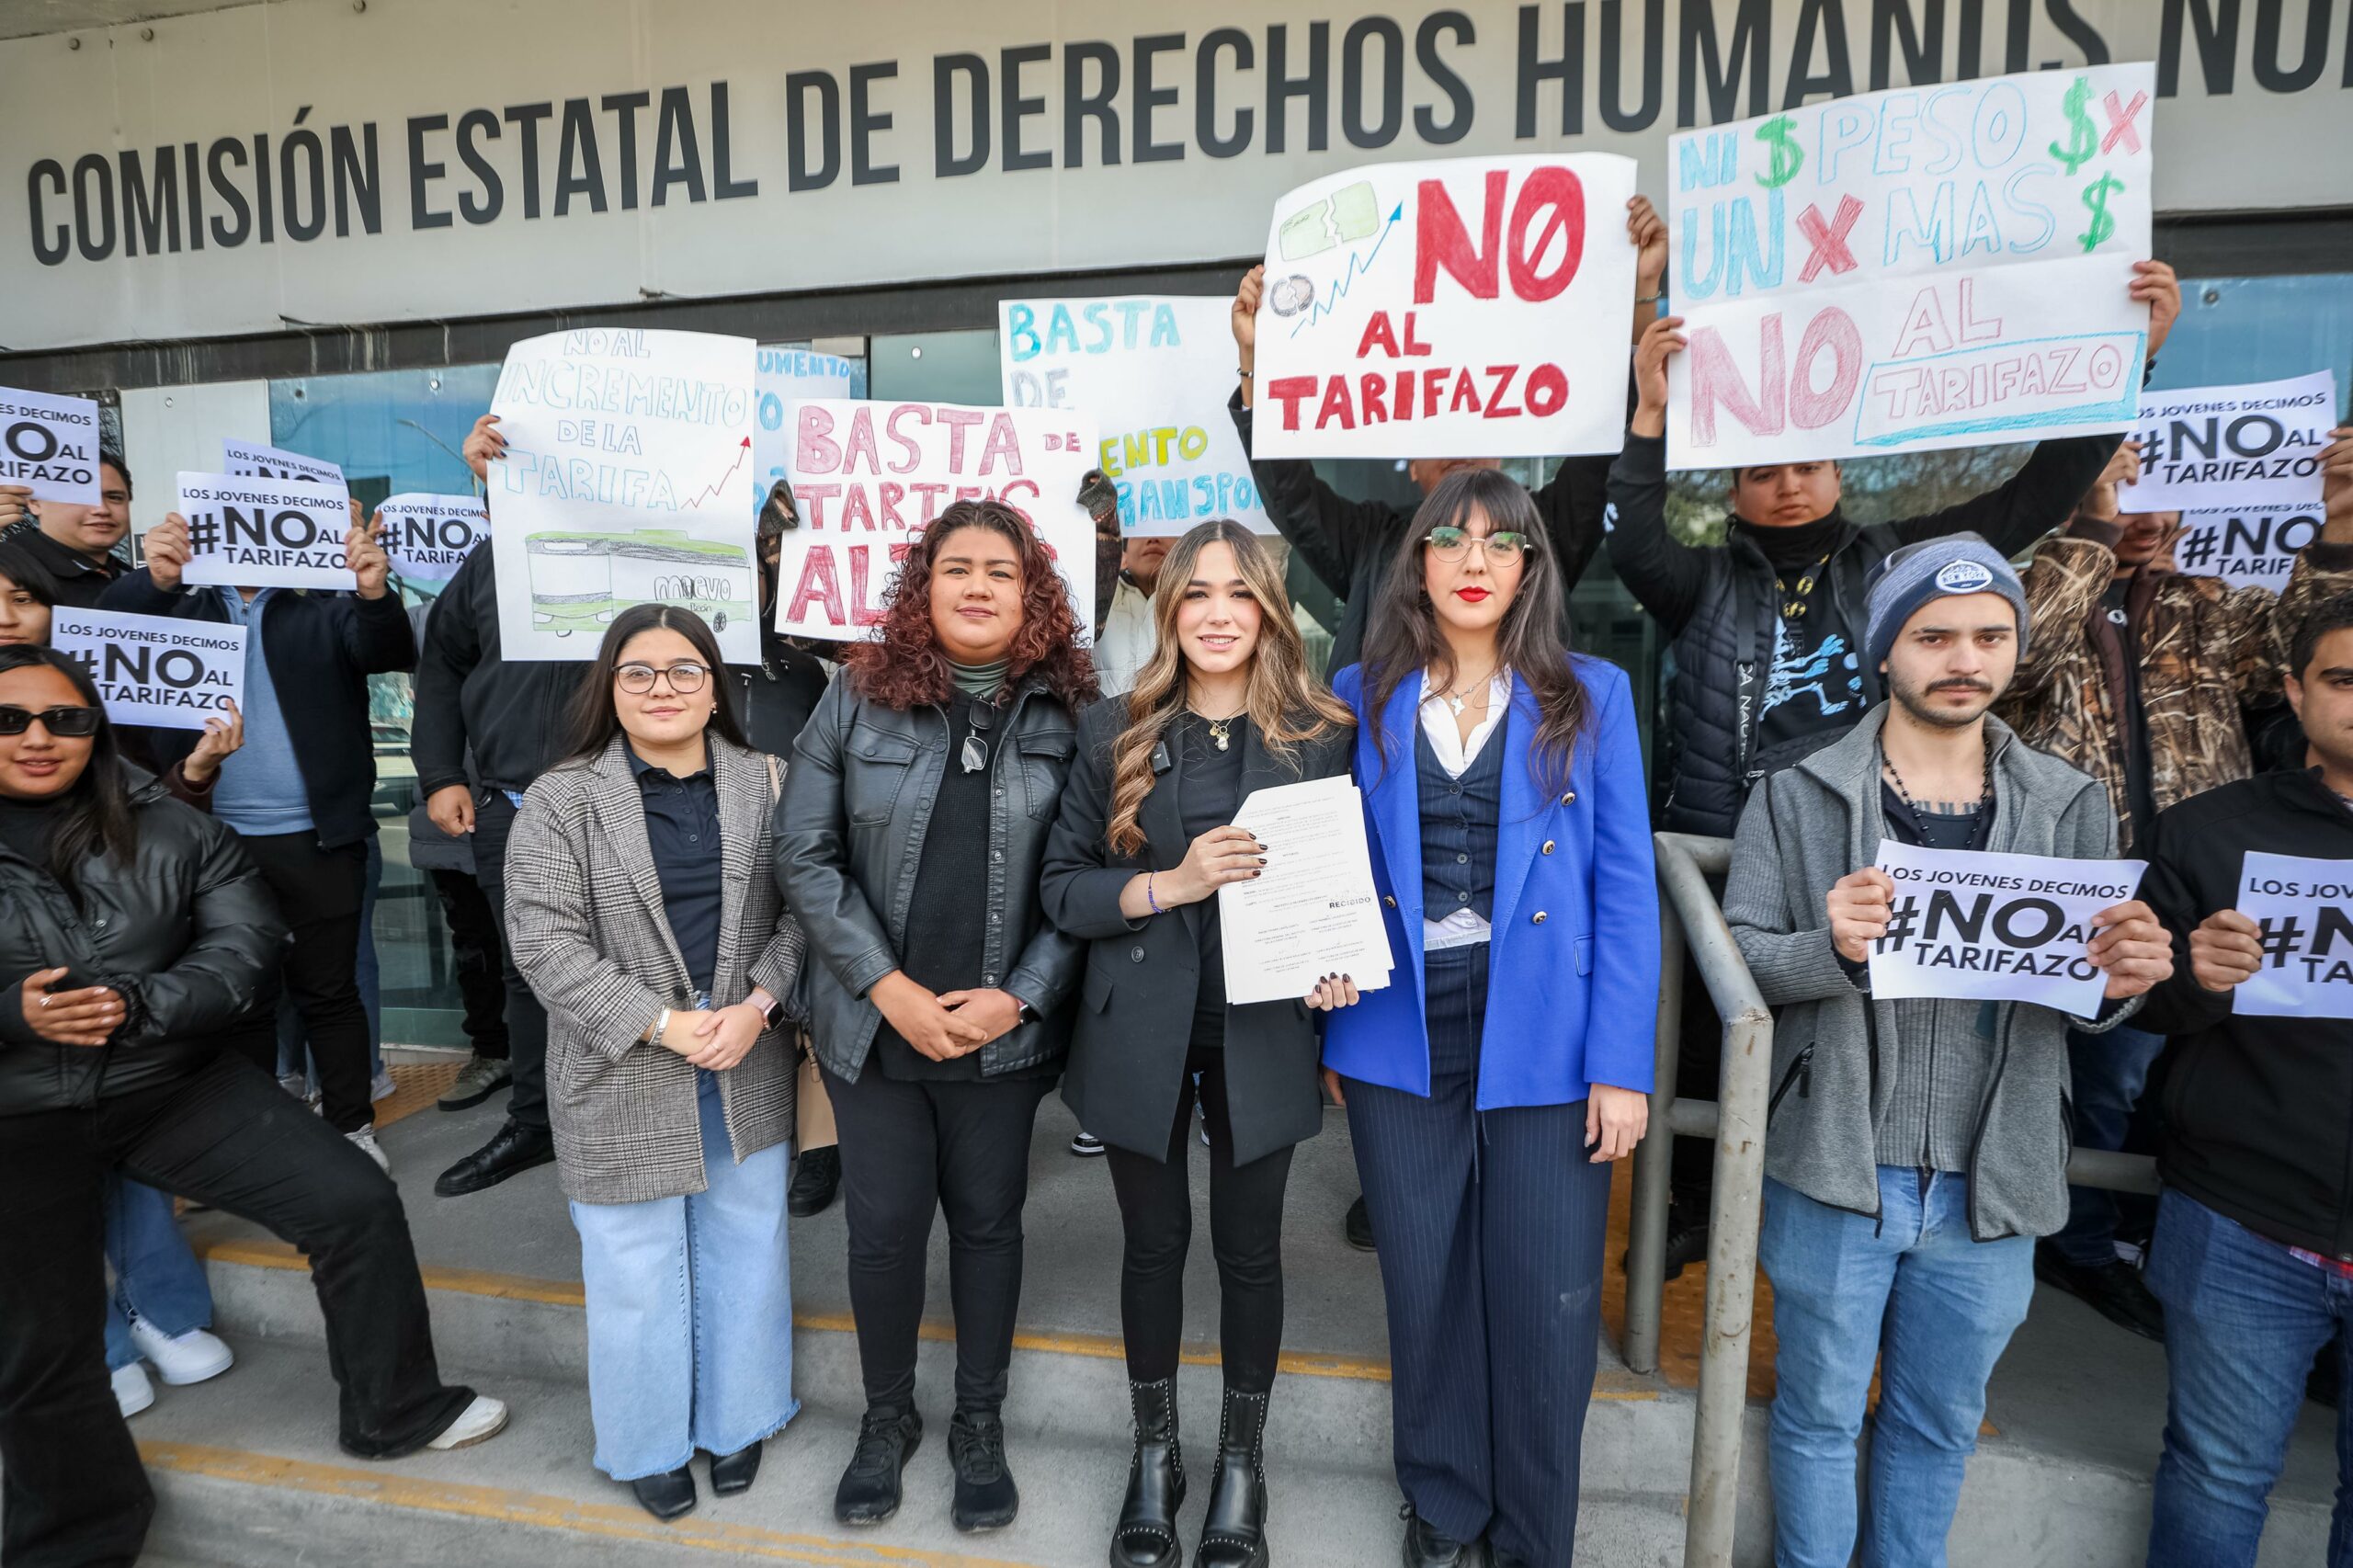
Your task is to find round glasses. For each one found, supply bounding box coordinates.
[1425,526,1531,565]
[615,662,710,695]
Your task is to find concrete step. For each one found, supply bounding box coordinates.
[134,1336,1691,1568]
[188,1240,2341,1566]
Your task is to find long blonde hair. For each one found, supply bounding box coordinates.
[1106,520,1353,858]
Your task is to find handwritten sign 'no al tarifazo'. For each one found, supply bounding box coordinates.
[1665,63,2156,472]
[1248,153,1639,461]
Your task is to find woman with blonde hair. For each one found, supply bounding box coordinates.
[1041,518,1359,1568]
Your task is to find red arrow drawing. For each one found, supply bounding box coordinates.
[681,437,753,511]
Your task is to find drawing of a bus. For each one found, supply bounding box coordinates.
[523,529,756,638]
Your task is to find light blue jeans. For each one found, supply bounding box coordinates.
[1759,1167,2035,1568]
[100,1177,215,1372]
[569,1070,798,1480]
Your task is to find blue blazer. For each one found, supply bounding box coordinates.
[1322,658,1660,1109]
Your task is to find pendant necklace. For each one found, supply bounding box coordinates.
[1442,667,1498,716]
[1188,705,1241,752]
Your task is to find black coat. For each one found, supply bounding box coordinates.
[732,631,830,759]
[1040,696,1353,1167]
[776,670,1085,1083]
[98,570,416,849]
[0,773,287,1114]
[410,540,580,796]
[1603,429,2118,837]
[2138,769,2353,1259]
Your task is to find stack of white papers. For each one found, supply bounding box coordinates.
[1219,775,1395,1006]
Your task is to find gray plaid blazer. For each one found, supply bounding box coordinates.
[505,733,805,1205]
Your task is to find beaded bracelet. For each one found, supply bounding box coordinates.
[1147,873,1164,915]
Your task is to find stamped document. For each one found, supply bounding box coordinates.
[1219,775,1394,1006]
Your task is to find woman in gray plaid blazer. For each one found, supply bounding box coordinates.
[504,605,806,1525]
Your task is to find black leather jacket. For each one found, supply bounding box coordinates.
[0,774,287,1114]
[776,669,1084,1082]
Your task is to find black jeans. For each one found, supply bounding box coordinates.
[1104,1038,1294,1394]
[217,833,372,1133]
[0,1053,472,1568]
[821,1060,1052,1415]
[428,867,510,1059]
[471,790,548,1127]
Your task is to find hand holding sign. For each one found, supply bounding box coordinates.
[145,514,192,591]
[2188,908,2264,994]
[180,698,244,786]
[0,486,28,530]
[2086,899,2174,999]
[1826,866,1896,964]
[345,510,390,599]
[462,414,506,480]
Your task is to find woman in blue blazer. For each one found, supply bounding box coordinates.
[1323,468,1660,1568]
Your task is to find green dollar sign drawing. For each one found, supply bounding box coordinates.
[2078,173,2123,253]
[1754,115,1803,189]
[2049,74,2097,176]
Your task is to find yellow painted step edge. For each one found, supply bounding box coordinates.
[140,1439,1051,1567]
[196,1237,1654,1401]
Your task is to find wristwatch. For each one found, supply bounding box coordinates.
[756,994,788,1031]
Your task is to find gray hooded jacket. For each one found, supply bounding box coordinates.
[1722,704,2141,1241]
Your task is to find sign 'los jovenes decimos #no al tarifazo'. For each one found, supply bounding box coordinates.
[1,0,2345,351]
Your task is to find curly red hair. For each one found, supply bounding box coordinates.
[842,499,1099,711]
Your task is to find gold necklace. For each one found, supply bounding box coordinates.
[1188,704,1245,752]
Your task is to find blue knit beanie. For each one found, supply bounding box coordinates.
[1862,533,2029,676]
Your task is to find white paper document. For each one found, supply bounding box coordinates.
[2233,851,2353,1020]
[1219,775,1393,1007]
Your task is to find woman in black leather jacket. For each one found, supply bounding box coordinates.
[777,498,1094,1536]
[0,646,506,1568]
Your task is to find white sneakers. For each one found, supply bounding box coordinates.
[426,1394,510,1450]
[347,1128,392,1174]
[113,1318,233,1417]
[128,1318,235,1386]
[111,1363,155,1418]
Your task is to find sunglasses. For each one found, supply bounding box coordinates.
[1426,526,1531,565]
[0,704,101,737]
[615,662,710,695]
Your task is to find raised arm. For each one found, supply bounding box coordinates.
[1606,313,1712,633]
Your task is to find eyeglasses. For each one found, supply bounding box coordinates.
[615,662,710,694]
[961,696,998,774]
[1426,527,1531,565]
[0,704,101,736]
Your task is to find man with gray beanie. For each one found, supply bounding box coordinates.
[1721,532,2175,1568]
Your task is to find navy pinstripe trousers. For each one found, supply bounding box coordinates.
[1342,944,1612,1567]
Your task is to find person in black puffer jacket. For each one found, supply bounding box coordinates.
[0,646,508,1568]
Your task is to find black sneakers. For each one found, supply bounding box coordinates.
[948,1409,1019,1531]
[835,1407,922,1526]
[789,1145,840,1218]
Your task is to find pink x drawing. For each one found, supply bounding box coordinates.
[1797,195,1864,283]
[2101,90,2148,155]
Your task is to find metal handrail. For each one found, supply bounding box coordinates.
[1625,831,2162,1567]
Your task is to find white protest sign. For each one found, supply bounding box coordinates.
[50,607,244,731]
[0,385,102,506]
[1666,64,2155,471]
[1868,839,2145,1017]
[1249,153,1639,460]
[221,438,347,488]
[176,472,358,591]
[376,493,489,584]
[2120,372,2338,514]
[755,347,866,518]
[2234,851,2353,1020]
[2170,506,2323,593]
[486,328,759,663]
[777,399,1097,642]
[1001,296,1271,537]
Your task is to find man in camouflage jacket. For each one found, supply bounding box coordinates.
[1999,426,2353,1341]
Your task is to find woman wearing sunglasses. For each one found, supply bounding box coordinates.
[1323,471,1660,1568]
[778,497,1095,1534]
[503,605,806,1523]
[0,645,505,1568]
[1040,519,1358,1568]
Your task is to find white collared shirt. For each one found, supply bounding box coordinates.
[1417,667,1512,951]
